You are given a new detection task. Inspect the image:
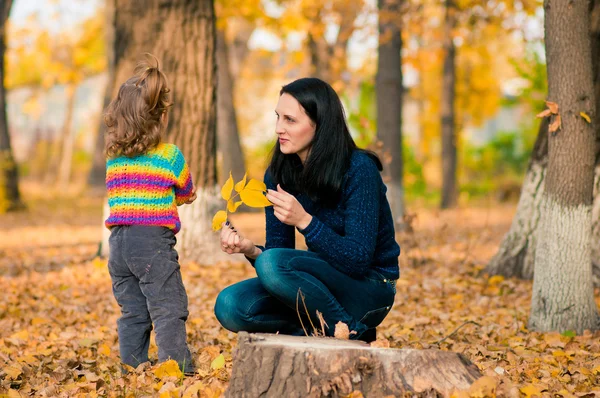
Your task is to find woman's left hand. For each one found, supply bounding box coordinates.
[266,184,312,229]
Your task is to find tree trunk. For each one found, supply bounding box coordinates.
[111,0,222,263]
[376,0,404,229]
[487,0,600,287]
[87,1,116,191]
[216,27,246,183]
[57,83,77,189]
[528,0,599,333]
[0,0,23,212]
[226,332,482,398]
[485,118,548,279]
[440,0,457,209]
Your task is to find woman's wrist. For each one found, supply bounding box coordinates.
[296,214,313,231]
[245,245,262,259]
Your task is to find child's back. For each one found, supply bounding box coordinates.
[106,143,193,234]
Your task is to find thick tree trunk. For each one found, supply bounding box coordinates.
[529,0,599,333]
[376,0,404,229]
[487,1,600,287]
[111,0,222,263]
[0,0,23,211]
[440,0,457,209]
[226,333,482,398]
[216,27,246,183]
[57,84,77,189]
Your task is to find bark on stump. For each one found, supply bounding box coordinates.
[226,333,482,398]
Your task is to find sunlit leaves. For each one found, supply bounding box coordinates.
[213,171,271,231]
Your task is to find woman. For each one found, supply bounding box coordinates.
[214,78,400,341]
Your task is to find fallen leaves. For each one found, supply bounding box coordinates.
[1,199,600,397]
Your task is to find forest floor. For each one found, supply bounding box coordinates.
[0,191,599,397]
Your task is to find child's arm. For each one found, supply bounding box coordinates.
[172,147,195,206]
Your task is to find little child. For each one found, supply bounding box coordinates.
[104,55,196,373]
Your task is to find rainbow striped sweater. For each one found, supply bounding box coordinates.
[105,143,194,234]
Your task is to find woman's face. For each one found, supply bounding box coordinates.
[275,93,316,163]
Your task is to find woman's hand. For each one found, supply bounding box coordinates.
[220,221,258,257]
[266,184,312,230]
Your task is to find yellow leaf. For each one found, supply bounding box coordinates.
[212,210,227,231]
[467,375,497,398]
[227,199,243,213]
[98,343,111,356]
[234,173,247,193]
[3,366,22,379]
[221,173,234,201]
[183,381,205,398]
[245,178,267,192]
[240,188,272,208]
[31,317,49,326]
[520,384,543,398]
[92,257,107,269]
[154,360,183,379]
[7,390,21,398]
[580,111,591,123]
[10,330,29,341]
[210,354,225,370]
[487,275,504,285]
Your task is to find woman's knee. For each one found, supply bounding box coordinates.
[255,249,290,291]
[214,288,243,332]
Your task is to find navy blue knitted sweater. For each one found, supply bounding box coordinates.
[249,151,400,280]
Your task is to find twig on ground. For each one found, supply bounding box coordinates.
[432,320,481,346]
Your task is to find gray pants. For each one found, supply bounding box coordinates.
[108,225,194,372]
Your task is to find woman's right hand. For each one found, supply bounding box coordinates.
[220,221,255,256]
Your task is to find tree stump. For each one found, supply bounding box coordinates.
[226,333,483,398]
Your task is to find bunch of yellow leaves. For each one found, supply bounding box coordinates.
[212,172,272,231]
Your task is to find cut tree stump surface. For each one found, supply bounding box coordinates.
[226,332,483,398]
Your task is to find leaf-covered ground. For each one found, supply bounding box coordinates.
[1,196,599,397]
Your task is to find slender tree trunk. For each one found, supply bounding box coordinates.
[112,0,221,263]
[57,84,77,189]
[529,0,599,333]
[87,1,116,191]
[440,0,457,209]
[376,0,404,229]
[216,27,246,183]
[0,0,23,212]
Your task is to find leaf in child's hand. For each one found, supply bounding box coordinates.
[244,178,267,192]
[221,173,234,201]
[240,188,272,207]
[212,210,227,231]
[227,199,243,213]
[234,173,247,193]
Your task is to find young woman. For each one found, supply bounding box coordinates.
[214,78,400,341]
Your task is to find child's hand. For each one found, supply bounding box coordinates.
[220,221,255,255]
[185,187,197,205]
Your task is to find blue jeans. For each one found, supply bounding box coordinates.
[108,225,194,372]
[214,249,396,339]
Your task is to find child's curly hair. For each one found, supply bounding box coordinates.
[104,54,172,158]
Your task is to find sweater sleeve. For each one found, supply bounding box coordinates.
[298,156,381,278]
[171,146,194,206]
[245,170,295,266]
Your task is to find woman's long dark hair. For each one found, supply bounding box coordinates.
[267,77,382,206]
